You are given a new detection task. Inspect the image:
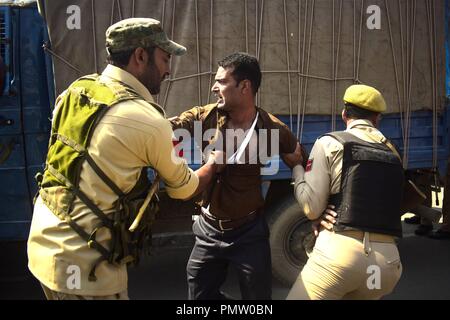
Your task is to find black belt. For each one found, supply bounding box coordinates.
[201,209,260,231]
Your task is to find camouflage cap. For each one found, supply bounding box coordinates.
[106,18,186,56]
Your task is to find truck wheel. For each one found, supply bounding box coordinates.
[268,194,313,286]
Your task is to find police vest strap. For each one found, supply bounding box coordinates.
[84,153,125,198]
[322,131,364,145]
[320,131,351,145]
[47,164,114,228]
[51,132,126,198]
[65,216,114,282]
[381,137,402,163]
[323,130,402,162]
[52,133,85,153]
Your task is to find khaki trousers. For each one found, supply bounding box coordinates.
[41,283,129,300]
[287,229,402,300]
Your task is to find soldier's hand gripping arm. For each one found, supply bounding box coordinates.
[168,106,226,199]
[189,150,226,199]
[145,116,224,201]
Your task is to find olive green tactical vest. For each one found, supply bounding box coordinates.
[37,74,158,281]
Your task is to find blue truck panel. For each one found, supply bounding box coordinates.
[447,0,450,98]
[19,7,53,198]
[0,4,52,240]
[0,6,11,96]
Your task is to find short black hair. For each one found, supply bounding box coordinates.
[106,46,157,68]
[218,52,262,95]
[344,103,379,120]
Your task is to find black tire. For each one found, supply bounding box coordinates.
[268,194,313,286]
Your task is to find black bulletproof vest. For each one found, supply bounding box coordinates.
[326,131,404,238]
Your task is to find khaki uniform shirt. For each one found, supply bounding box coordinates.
[293,119,389,220]
[171,104,297,220]
[28,65,199,296]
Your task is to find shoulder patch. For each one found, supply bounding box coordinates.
[306,159,314,172]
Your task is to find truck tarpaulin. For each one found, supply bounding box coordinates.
[38,0,446,117]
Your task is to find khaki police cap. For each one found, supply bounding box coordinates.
[106,18,186,56]
[343,84,386,113]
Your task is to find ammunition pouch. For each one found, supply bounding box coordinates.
[118,182,159,266]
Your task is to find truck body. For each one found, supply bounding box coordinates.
[1,0,449,285]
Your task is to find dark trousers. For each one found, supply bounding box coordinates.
[441,159,450,225]
[186,214,272,300]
